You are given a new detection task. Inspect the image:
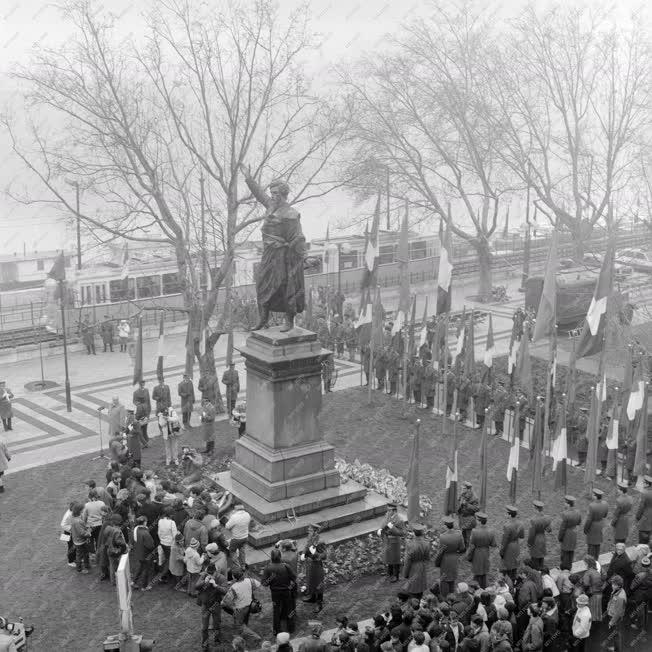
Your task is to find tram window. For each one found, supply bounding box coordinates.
[109,279,135,302]
[95,285,106,304]
[136,275,161,298]
[410,240,427,260]
[162,272,183,295]
[379,244,396,265]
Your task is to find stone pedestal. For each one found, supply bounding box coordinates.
[230,326,340,502]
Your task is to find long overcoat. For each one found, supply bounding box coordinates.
[177,379,195,414]
[636,489,652,532]
[584,500,609,546]
[466,524,497,575]
[403,537,430,593]
[435,529,465,581]
[558,508,582,551]
[381,513,406,564]
[500,519,525,571]
[611,494,633,542]
[0,387,14,419]
[527,514,552,558]
[304,542,327,594]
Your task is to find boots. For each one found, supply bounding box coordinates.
[253,304,270,331]
[279,312,295,332]
[202,440,214,455]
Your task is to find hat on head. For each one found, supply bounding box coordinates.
[593,488,604,497]
[412,523,426,534]
[532,500,544,509]
[641,557,651,567]
[564,495,576,504]
[476,512,488,521]
[205,543,219,555]
[457,582,469,593]
[576,594,589,606]
[443,515,455,525]
[617,480,629,490]
[463,481,472,488]
[190,538,199,548]
[506,505,518,515]
[276,633,291,645]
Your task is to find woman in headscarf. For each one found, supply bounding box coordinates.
[302,523,327,613]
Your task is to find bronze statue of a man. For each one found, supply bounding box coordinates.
[241,164,307,332]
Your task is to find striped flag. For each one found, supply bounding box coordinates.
[463,311,476,379]
[479,408,489,509]
[355,287,373,346]
[48,251,67,282]
[627,365,645,421]
[419,296,429,348]
[566,338,578,406]
[406,424,420,523]
[444,446,458,515]
[531,399,544,497]
[605,398,620,479]
[407,294,417,357]
[132,316,143,385]
[551,399,568,491]
[371,285,385,351]
[576,245,613,359]
[156,312,165,379]
[507,317,519,379]
[507,401,521,502]
[453,309,466,367]
[620,346,634,432]
[515,323,534,404]
[393,204,410,336]
[533,230,558,342]
[482,313,495,384]
[436,218,453,315]
[633,382,649,477]
[361,193,381,291]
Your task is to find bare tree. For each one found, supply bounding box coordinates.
[339,3,508,300]
[486,4,650,256]
[4,0,350,374]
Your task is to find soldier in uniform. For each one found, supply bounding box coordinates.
[221,362,240,416]
[422,362,436,409]
[133,380,151,446]
[466,511,496,588]
[343,317,356,362]
[612,480,633,544]
[411,356,424,406]
[457,481,479,549]
[527,500,552,570]
[152,377,171,414]
[403,523,430,600]
[500,505,524,582]
[332,317,345,359]
[361,344,371,386]
[177,373,195,429]
[321,354,335,393]
[198,370,223,413]
[558,495,581,569]
[584,487,609,559]
[200,398,217,455]
[375,347,387,392]
[445,367,457,413]
[100,315,114,352]
[81,314,96,355]
[635,475,652,544]
[377,502,406,582]
[386,347,400,396]
[435,516,464,598]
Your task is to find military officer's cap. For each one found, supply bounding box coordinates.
[506,505,518,515]
[592,488,604,497]
[443,515,455,525]
[532,500,544,509]
[476,512,488,521]
[412,523,427,534]
[564,495,576,504]
[617,480,629,490]
[463,481,472,488]
[644,475,652,485]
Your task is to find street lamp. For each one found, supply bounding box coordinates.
[65,179,82,271]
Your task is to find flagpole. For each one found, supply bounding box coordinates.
[542,330,555,458]
[59,279,72,412]
[442,315,448,438]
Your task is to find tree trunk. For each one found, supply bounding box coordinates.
[476,240,493,301]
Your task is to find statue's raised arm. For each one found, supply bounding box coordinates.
[240,164,272,209]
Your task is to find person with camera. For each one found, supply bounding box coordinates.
[222,566,263,646]
[158,406,181,466]
[196,562,230,651]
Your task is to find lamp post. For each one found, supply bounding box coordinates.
[65,179,82,270]
[59,279,72,412]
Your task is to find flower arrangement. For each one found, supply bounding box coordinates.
[335,457,433,519]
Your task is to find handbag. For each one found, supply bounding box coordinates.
[60,532,71,543]
[248,578,262,614]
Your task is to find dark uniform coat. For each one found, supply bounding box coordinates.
[132,387,151,417]
[457,490,480,531]
[375,349,387,382]
[527,514,552,558]
[403,537,430,593]
[611,494,634,541]
[81,319,95,346]
[221,369,240,403]
[500,519,525,571]
[304,541,327,593]
[435,529,465,581]
[200,401,216,442]
[636,488,652,533]
[423,365,437,399]
[177,379,195,414]
[466,524,497,575]
[584,500,609,546]
[381,513,406,564]
[410,361,424,394]
[152,383,171,413]
[198,374,219,404]
[126,419,142,459]
[100,319,114,344]
[558,508,582,551]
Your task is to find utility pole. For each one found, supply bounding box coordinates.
[521,168,531,292]
[59,279,72,412]
[75,182,81,270]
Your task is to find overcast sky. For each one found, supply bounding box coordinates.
[0,0,646,255]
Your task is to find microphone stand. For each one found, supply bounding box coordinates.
[92,405,108,461]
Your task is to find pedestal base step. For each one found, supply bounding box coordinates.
[212,472,367,524]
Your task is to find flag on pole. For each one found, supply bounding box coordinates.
[436,218,453,315]
[482,314,495,384]
[633,382,649,477]
[48,251,67,282]
[361,193,381,291]
[463,311,475,379]
[507,402,521,502]
[393,204,410,336]
[355,287,373,346]
[627,365,645,421]
[531,399,544,497]
[132,316,143,385]
[453,309,466,367]
[119,243,130,280]
[507,317,519,379]
[407,294,417,357]
[479,408,489,509]
[444,443,458,515]
[406,424,420,523]
[605,398,620,479]
[533,230,558,342]
[156,312,165,379]
[551,399,568,490]
[620,346,634,432]
[419,297,429,348]
[584,390,600,485]
[567,338,578,406]
[371,285,385,351]
[576,245,614,359]
[515,324,534,404]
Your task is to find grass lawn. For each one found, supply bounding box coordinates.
[0,382,644,651]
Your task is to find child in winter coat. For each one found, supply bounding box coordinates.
[183,538,205,597]
[170,532,187,591]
